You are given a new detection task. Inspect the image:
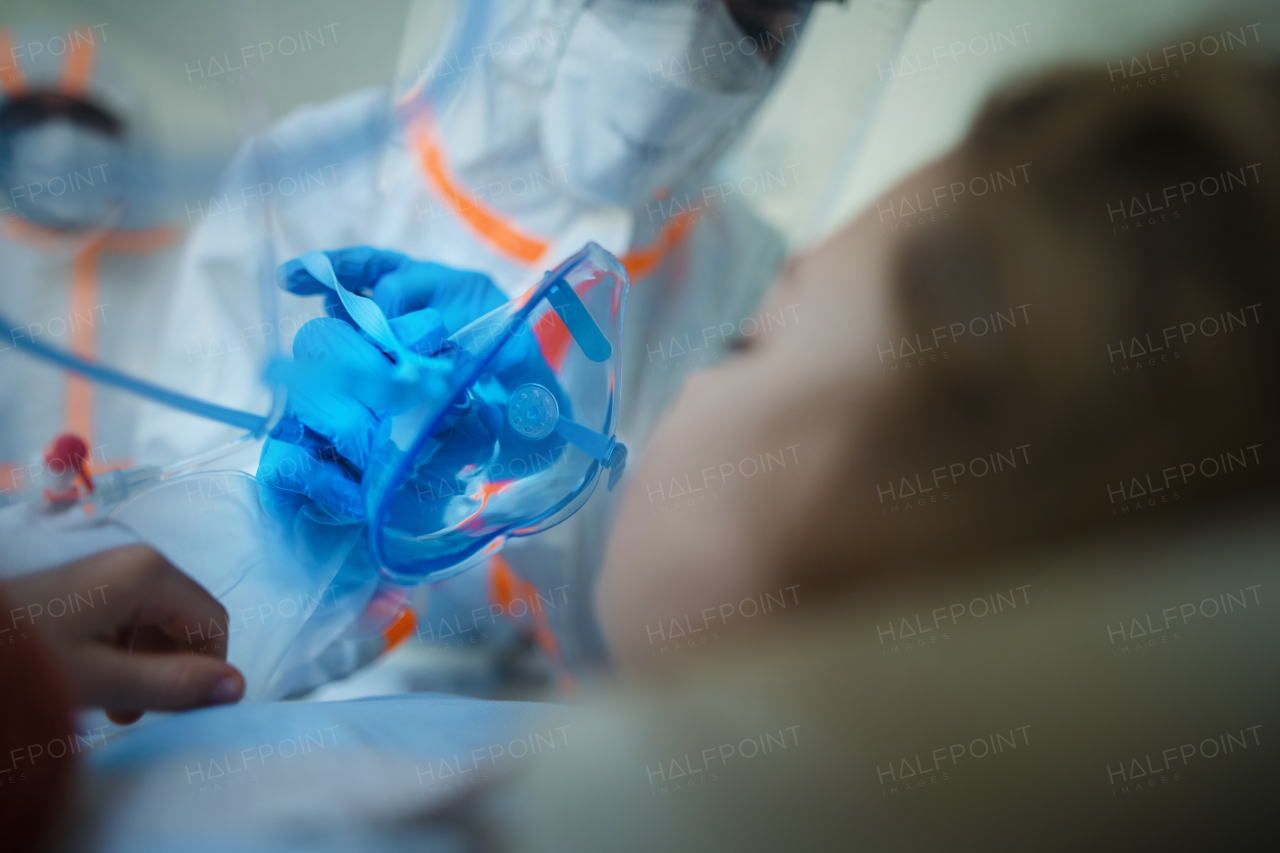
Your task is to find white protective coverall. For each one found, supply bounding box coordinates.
[132,0,917,688]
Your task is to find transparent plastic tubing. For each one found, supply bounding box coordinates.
[0,311,270,435]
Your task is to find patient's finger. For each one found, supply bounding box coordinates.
[105,709,143,726]
[73,645,244,713]
[73,545,231,662]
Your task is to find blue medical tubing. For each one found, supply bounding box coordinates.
[2,272,614,490]
[0,312,270,434]
[1,250,616,492]
[0,311,368,481]
[3,240,627,582]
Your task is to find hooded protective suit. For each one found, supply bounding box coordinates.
[132,0,917,690]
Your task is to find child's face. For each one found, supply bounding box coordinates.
[597,158,958,668]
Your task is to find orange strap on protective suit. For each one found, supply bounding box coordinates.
[409,113,698,370]
[409,121,550,265]
[68,228,180,465]
[620,207,698,281]
[66,245,102,445]
[2,221,180,472]
[0,28,25,95]
[60,27,98,96]
[0,24,100,97]
[410,114,698,682]
[488,553,577,691]
[381,607,418,652]
[0,24,144,485]
[408,114,698,280]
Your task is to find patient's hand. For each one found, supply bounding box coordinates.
[4,545,244,724]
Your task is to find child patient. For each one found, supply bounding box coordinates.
[595,58,1280,670]
[518,59,1280,851]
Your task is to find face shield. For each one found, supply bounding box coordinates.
[711,0,923,249]
[538,0,793,209]
[395,0,921,235]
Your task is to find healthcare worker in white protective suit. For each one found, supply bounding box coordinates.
[135,0,919,692]
[0,24,183,504]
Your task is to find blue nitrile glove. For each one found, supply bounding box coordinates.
[279,247,506,357]
[259,248,511,522]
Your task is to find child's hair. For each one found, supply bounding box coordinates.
[845,59,1280,577]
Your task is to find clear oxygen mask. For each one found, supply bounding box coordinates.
[362,242,629,583]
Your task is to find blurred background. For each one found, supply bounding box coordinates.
[5,0,1278,237]
[838,0,1279,220]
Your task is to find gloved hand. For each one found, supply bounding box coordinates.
[259,247,510,522]
[278,247,508,355]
